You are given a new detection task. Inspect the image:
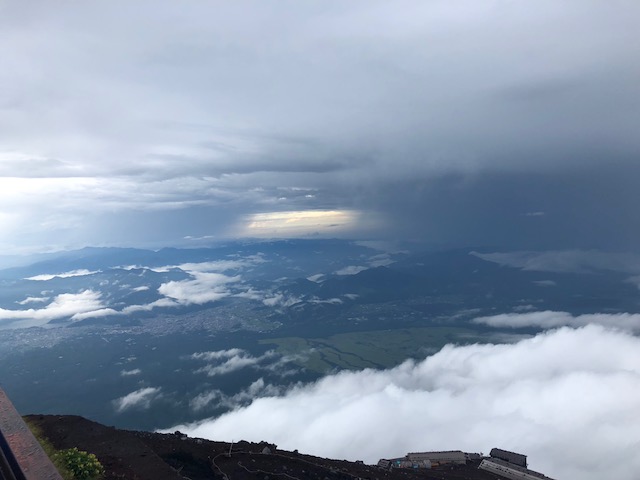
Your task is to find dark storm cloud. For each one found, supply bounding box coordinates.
[0,1,638,250]
[472,250,640,274]
[359,163,640,250]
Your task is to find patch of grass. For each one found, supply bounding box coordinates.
[23,418,74,480]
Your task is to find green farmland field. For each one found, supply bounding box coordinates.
[261,327,489,373]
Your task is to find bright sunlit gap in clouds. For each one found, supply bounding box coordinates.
[236,209,365,238]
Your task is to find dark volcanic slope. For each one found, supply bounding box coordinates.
[26,415,501,480]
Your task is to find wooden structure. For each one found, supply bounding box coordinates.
[0,388,62,480]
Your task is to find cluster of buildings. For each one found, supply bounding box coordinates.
[377,447,557,480]
[377,449,480,470]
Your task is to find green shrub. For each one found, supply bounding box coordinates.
[53,447,104,480]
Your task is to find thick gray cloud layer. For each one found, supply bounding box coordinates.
[1,1,639,251]
[170,326,640,480]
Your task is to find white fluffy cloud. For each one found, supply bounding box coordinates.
[113,387,161,413]
[474,310,640,333]
[158,272,240,305]
[0,290,105,329]
[171,326,640,480]
[0,266,258,329]
[25,269,100,281]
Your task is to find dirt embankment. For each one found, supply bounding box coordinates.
[26,414,500,480]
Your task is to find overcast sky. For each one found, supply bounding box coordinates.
[1,1,639,253]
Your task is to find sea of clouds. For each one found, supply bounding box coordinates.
[169,325,640,480]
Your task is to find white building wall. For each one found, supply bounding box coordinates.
[478,459,554,480]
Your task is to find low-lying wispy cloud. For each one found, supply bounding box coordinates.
[113,387,161,413]
[192,349,277,377]
[368,253,395,267]
[0,290,105,329]
[334,253,396,276]
[626,276,640,290]
[238,287,352,309]
[171,326,640,480]
[128,254,267,276]
[122,298,178,314]
[120,368,142,377]
[472,250,640,274]
[190,348,299,377]
[16,296,50,305]
[262,293,302,308]
[513,304,536,312]
[177,255,266,273]
[191,348,246,361]
[190,378,284,412]
[117,265,173,273]
[474,310,640,332]
[533,280,556,287]
[308,297,343,305]
[25,269,101,281]
[71,307,119,321]
[334,265,369,276]
[59,297,180,322]
[234,288,307,309]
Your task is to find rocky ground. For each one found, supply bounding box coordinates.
[26,415,502,480]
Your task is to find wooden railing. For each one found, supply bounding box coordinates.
[0,388,61,480]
